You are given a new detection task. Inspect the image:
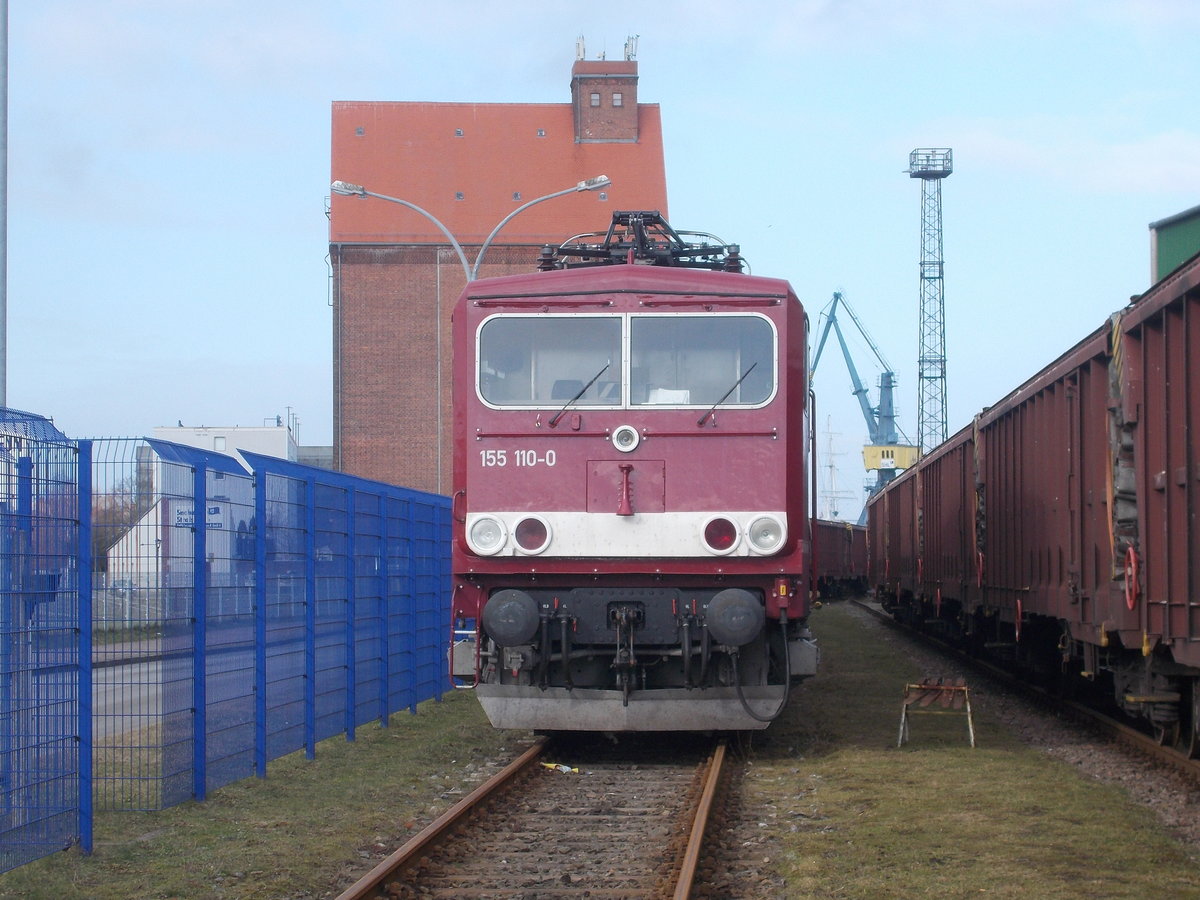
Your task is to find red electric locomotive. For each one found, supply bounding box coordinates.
[450,212,816,731]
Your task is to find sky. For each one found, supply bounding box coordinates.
[8,1,1200,518]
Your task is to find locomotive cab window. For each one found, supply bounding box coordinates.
[630,315,774,407]
[478,315,622,407]
[476,312,776,409]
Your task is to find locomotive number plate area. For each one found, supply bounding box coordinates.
[587,460,666,514]
[479,448,559,467]
[563,587,680,643]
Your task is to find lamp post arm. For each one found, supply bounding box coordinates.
[471,185,578,280]
[471,175,610,280]
[333,183,472,283]
[332,176,608,283]
[363,189,472,283]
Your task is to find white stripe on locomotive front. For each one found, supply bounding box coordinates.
[465,510,787,557]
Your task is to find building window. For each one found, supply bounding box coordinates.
[590,92,600,107]
[513,192,521,201]
[598,192,608,202]
[455,191,465,201]
[536,128,546,137]
[455,128,464,137]
[355,126,364,136]
[612,92,623,107]
[214,436,226,451]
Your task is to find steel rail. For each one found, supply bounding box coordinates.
[673,738,727,900]
[335,735,550,900]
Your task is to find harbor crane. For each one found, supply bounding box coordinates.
[810,292,919,521]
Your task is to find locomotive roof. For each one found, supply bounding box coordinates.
[463,211,796,306]
[463,259,795,307]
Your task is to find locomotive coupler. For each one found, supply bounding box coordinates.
[610,604,643,706]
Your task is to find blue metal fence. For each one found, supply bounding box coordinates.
[0,411,87,871]
[0,414,452,875]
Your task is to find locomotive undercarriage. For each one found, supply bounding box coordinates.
[468,584,817,731]
[879,587,1200,757]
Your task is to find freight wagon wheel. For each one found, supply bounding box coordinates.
[1188,683,1200,760]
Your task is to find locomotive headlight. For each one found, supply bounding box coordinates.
[468,515,507,555]
[747,515,786,554]
[611,424,640,453]
[513,516,551,554]
[702,516,740,555]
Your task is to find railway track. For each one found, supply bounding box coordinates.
[335,732,729,899]
[852,598,1200,783]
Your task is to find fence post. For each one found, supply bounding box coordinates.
[304,477,316,760]
[191,464,207,801]
[77,439,93,855]
[378,495,390,727]
[437,502,450,703]
[405,500,417,714]
[253,471,267,778]
[343,486,356,741]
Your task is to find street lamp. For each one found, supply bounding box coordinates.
[330,181,472,283]
[329,175,611,282]
[471,175,610,279]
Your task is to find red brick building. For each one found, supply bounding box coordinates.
[329,56,669,492]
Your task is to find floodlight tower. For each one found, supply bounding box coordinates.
[908,148,952,453]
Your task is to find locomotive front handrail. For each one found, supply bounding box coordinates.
[640,297,782,308]
[472,298,616,308]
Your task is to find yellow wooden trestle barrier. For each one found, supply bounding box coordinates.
[898,677,976,748]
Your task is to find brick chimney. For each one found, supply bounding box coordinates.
[571,58,639,142]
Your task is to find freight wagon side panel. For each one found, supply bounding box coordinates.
[1073,349,1120,638]
[866,491,886,587]
[849,523,867,582]
[976,330,1112,635]
[1122,268,1200,667]
[883,471,917,600]
[917,426,973,608]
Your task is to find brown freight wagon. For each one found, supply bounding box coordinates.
[869,251,1200,754]
[813,519,867,598]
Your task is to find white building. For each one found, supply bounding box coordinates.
[151,422,298,463]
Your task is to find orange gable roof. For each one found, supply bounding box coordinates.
[329,100,668,246]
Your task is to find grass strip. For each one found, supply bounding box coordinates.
[744,603,1199,899]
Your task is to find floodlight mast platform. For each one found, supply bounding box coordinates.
[908,148,952,455]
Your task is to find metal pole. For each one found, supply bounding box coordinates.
[191,463,208,801]
[77,439,93,853]
[342,485,356,741]
[253,470,267,777]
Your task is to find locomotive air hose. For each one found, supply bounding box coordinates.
[731,612,790,724]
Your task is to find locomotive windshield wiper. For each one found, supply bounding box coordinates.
[697,362,757,426]
[549,361,610,427]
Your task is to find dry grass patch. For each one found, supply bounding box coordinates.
[741,603,1199,899]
